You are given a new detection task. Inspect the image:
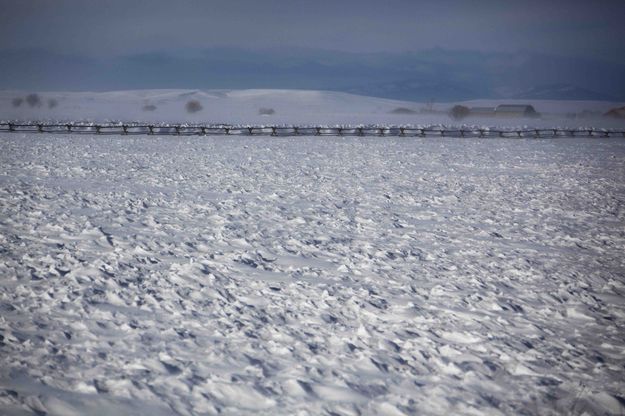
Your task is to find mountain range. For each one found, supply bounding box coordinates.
[1,47,623,102]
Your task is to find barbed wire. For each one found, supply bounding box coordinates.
[0,122,624,138]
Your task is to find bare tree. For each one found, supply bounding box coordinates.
[48,98,58,109]
[143,104,157,111]
[390,107,417,114]
[12,97,23,107]
[258,107,275,115]
[26,93,42,108]
[450,105,470,120]
[425,97,435,112]
[185,100,203,113]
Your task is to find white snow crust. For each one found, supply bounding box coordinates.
[1,133,624,415]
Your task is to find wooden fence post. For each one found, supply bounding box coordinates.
[3,123,621,140]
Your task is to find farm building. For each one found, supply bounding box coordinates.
[469,107,496,116]
[604,106,625,119]
[494,104,539,118]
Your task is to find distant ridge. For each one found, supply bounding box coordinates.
[1,48,624,102]
[513,84,617,101]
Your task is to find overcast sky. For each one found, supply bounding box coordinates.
[1,0,624,62]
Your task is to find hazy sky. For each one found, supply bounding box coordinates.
[1,0,624,62]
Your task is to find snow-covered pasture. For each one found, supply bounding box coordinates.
[0,134,624,415]
[3,89,625,129]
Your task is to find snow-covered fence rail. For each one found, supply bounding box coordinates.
[1,122,624,138]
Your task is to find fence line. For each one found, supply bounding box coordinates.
[1,122,624,138]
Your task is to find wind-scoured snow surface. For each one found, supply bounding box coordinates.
[1,134,624,415]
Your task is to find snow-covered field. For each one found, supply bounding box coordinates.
[2,89,624,128]
[1,133,624,415]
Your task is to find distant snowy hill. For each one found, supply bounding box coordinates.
[347,80,480,102]
[1,89,624,127]
[1,89,427,125]
[513,84,617,101]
